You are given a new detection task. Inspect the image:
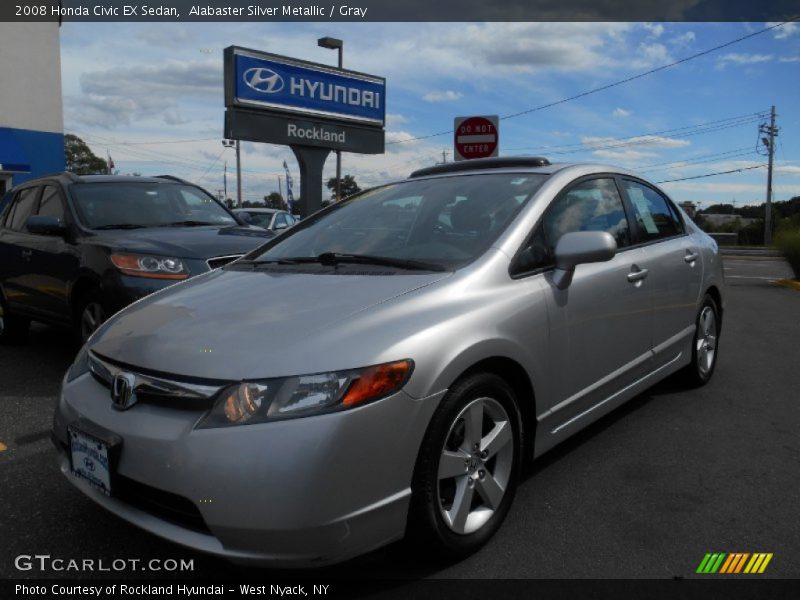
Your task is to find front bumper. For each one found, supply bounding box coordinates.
[53,370,443,567]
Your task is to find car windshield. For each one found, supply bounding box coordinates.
[70,182,238,229]
[250,173,548,269]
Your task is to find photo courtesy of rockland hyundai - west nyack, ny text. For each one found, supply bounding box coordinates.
[1,1,800,599]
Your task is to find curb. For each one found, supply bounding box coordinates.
[774,279,800,291]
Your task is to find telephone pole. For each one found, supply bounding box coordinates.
[760,105,779,246]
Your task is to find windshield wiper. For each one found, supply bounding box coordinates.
[93,224,148,230]
[159,220,217,227]
[262,252,447,272]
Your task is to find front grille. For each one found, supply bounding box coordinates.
[114,474,211,534]
[207,254,242,269]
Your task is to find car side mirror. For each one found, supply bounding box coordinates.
[237,211,252,224]
[26,215,66,236]
[552,231,617,290]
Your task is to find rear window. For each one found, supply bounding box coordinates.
[621,180,684,242]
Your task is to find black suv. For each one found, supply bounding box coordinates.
[0,173,273,343]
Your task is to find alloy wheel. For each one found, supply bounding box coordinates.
[696,305,717,377]
[437,396,514,535]
[81,302,106,342]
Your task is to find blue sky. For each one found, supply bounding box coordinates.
[60,21,800,207]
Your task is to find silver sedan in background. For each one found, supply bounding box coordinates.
[53,157,724,566]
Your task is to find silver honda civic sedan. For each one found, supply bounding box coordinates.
[53,157,724,566]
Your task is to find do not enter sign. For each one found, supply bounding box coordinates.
[454,115,499,161]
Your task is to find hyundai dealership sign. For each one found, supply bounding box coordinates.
[226,47,385,127]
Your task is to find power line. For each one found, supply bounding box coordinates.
[504,111,767,154]
[387,19,797,146]
[655,164,766,184]
[638,148,758,172]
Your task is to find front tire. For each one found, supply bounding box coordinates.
[409,372,522,558]
[74,289,109,344]
[681,294,720,387]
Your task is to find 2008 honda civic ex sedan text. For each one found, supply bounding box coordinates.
[52,157,724,567]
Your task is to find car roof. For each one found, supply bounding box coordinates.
[13,172,199,187]
[406,157,641,182]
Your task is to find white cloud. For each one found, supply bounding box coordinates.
[718,53,773,66]
[769,21,799,40]
[612,108,631,118]
[422,90,463,103]
[386,113,410,126]
[779,56,800,63]
[631,43,672,68]
[670,31,696,47]
[643,23,665,38]
[582,135,691,150]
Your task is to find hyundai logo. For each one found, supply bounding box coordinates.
[83,457,95,472]
[111,372,137,411]
[243,67,284,94]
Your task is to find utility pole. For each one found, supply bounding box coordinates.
[760,105,779,246]
[318,37,343,202]
[437,149,449,165]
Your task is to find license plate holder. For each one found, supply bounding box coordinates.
[68,420,121,496]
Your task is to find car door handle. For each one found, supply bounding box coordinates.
[21,249,32,260]
[627,267,649,283]
[684,251,699,263]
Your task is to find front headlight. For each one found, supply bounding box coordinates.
[66,343,91,382]
[196,360,413,428]
[110,253,189,280]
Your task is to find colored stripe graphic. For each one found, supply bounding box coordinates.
[697,553,727,573]
[744,553,773,574]
[698,552,772,574]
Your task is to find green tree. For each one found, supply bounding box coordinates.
[263,192,285,209]
[326,174,361,200]
[65,134,109,175]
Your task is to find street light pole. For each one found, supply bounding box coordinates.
[318,36,344,202]
[222,139,242,207]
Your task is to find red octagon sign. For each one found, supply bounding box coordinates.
[454,115,499,161]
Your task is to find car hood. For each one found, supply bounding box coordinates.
[90,267,451,380]
[89,225,272,259]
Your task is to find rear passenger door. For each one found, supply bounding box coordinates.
[0,186,42,314]
[619,178,702,369]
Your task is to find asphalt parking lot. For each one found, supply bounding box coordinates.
[1,255,798,581]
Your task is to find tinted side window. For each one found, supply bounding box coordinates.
[9,188,39,232]
[512,178,630,276]
[37,186,65,221]
[621,180,683,242]
[543,178,631,253]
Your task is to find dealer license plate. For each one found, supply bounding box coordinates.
[69,428,112,496]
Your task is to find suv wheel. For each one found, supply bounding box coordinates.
[0,295,30,345]
[75,290,108,344]
[409,372,522,558]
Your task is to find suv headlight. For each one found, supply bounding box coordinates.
[196,360,413,428]
[111,253,189,280]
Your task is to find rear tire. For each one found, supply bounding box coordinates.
[408,372,522,559]
[680,294,720,387]
[0,294,30,345]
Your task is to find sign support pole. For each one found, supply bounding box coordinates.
[291,145,332,217]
